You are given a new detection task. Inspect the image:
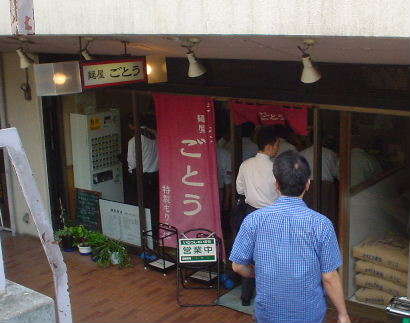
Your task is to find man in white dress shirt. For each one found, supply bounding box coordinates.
[217,122,258,161]
[351,147,382,187]
[271,125,297,155]
[127,114,159,236]
[234,126,280,305]
[300,145,339,182]
[217,146,232,239]
[301,144,339,226]
[217,147,232,209]
[240,122,259,161]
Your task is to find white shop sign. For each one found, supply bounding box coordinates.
[81,58,147,89]
[178,238,217,263]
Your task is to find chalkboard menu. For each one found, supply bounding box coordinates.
[75,188,101,231]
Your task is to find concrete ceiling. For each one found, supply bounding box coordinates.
[0,35,410,65]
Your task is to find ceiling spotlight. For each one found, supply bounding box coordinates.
[81,49,93,61]
[298,40,321,84]
[16,48,34,69]
[180,38,206,78]
[301,55,321,84]
[186,52,206,78]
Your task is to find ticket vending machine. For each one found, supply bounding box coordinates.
[70,109,124,202]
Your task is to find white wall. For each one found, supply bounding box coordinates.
[0,1,12,35]
[2,52,50,236]
[32,0,410,37]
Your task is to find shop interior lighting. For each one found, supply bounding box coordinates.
[145,55,168,83]
[16,48,34,69]
[34,61,82,96]
[146,64,152,75]
[53,73,68,85]
[298,40,321,84]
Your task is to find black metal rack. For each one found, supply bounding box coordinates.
[142,223,178,276]
[176,229,222,307]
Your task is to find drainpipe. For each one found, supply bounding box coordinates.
[0,55,16,235]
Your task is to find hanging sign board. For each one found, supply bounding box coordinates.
[81,58,147,89]
[178,238,217,263]
[154,94,223,246]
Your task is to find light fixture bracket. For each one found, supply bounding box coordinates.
[180,38,201,53]
[78,36,94,61]
[298,39,316,56]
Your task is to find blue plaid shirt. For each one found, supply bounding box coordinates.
[229,196,342,323]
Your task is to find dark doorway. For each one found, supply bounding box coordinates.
[42,96,68,230]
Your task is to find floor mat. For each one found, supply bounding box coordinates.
[218,286,254,316]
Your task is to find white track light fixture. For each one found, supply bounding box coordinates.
[81,49,93,61]
[16,48,34,69]
[301,55,321,84]
[298,40,321,84]
[186,52,206,78]
[181,38,206,78]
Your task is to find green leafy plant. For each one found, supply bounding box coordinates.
[55,226,131,268]
[71,225,92,247]
[88,231,110,248]
[55,225,92,247]
[54,226,77,250]
[54,226,75,241]
[93,238,132,268]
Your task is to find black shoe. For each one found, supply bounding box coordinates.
[241,298,251,306]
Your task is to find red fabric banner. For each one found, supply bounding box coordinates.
[231,101,309,135]
[154,93,223,242]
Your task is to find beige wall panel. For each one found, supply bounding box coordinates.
[2,52,50,236]
[33,0,410,37]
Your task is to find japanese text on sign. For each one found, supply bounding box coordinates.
[258,111,285,122]
[161,185,172,223]
[82,58,146,89]
[179,238,217,263]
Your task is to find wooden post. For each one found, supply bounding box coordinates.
[0,238,5,293]
[55,96,70,223]
[131,92,147,247]
[9,0,35,35]
[313,108,322,212]
[338,111,351,295]
[229,101,242,207]
[0,127,72,322]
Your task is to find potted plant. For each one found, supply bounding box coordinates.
[72,225,92,255]
[54,226,76,252]
[88,231,110,261]
[93,238,132,268]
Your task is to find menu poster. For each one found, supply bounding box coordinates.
[99,199,152,248]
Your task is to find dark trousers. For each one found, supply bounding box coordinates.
[130,170,159,239]
[232,201,257,302]
[143,172,159,239]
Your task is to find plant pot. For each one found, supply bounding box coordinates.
[78,245,92,255]
[61,236,76,252]
[110,252,121,265]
